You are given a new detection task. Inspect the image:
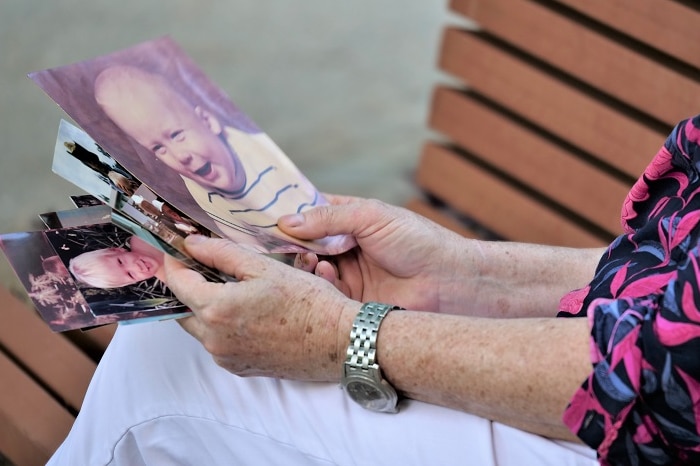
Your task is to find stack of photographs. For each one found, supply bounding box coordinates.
[1,37,355,332]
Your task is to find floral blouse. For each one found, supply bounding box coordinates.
[557,115,700,465]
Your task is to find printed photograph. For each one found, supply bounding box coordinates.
[0,223,191,332]
[39,205,112,229]
[31,37,355,255]
[110,211,231,285]
[71,194,106,208]
[53,119,140,205]
[55,120,213,248]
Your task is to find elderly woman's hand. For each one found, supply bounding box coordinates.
[278,195,469,313]
[164,235,358,381]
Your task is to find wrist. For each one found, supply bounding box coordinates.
[297,296,358,382]
[339,301,402,413]
[438,237,485,313]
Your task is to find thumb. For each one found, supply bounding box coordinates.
[278,201,383,241]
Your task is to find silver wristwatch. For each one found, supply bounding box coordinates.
[340,302,400,413]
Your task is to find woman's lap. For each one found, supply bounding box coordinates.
[48,319,597,465]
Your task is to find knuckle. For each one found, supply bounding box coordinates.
[206,340,227,359]
[198,306,221,326]
[364,198,388,216]
[212,240,241,266]
[202,331,233,359]
[316,205,336,225]
[203,339,220,357]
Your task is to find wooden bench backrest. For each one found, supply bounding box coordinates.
[411,0,700,246]
[0,286,115,466]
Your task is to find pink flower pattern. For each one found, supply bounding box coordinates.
[558,116,700,465]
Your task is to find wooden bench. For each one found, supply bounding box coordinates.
[410,0,700,246]
[4,2,700,464]
[0,285,115,466]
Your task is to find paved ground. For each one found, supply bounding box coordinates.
[0,1,459,295]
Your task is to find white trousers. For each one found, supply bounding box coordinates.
[48,319,598,466]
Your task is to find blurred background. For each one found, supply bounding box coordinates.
[0,1,459,294]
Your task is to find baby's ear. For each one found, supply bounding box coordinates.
[195,106,223,135]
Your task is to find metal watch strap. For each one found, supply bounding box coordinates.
[342,302,403,413]
[346,302,397,370]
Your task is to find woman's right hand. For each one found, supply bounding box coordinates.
[278,194,471,312]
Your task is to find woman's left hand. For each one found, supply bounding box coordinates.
[164,235,357,381]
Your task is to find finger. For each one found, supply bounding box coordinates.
[332,253,364,299]
[315,260,350,295]
[176,313,204,341]
[163,253,206,286]
[277,198,392,240]
[163,254,224,310]
[164,253,208,283]
[180,234,271,280]
[315,260,338,282]
[294,252,319,272]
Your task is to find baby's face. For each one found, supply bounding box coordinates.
[124,103,245,193]
[106,248,160,284]
[96,69,247,194]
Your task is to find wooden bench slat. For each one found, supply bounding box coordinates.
[0,286,95,413]
[429,86,630,237]
[416,142,609,247]
[439,28,667,179]
[551,0,700,69]
[450,0,700,126]
[0,351,74,466]
[404,198,481,239]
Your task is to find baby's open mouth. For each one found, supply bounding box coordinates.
[194,162,212,178]
[137,258,151,273]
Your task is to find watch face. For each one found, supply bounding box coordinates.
[346,380,393,411]
[347,380,383,402]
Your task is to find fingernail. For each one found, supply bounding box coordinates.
[185,234,207,245]
[281,213,304,227]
